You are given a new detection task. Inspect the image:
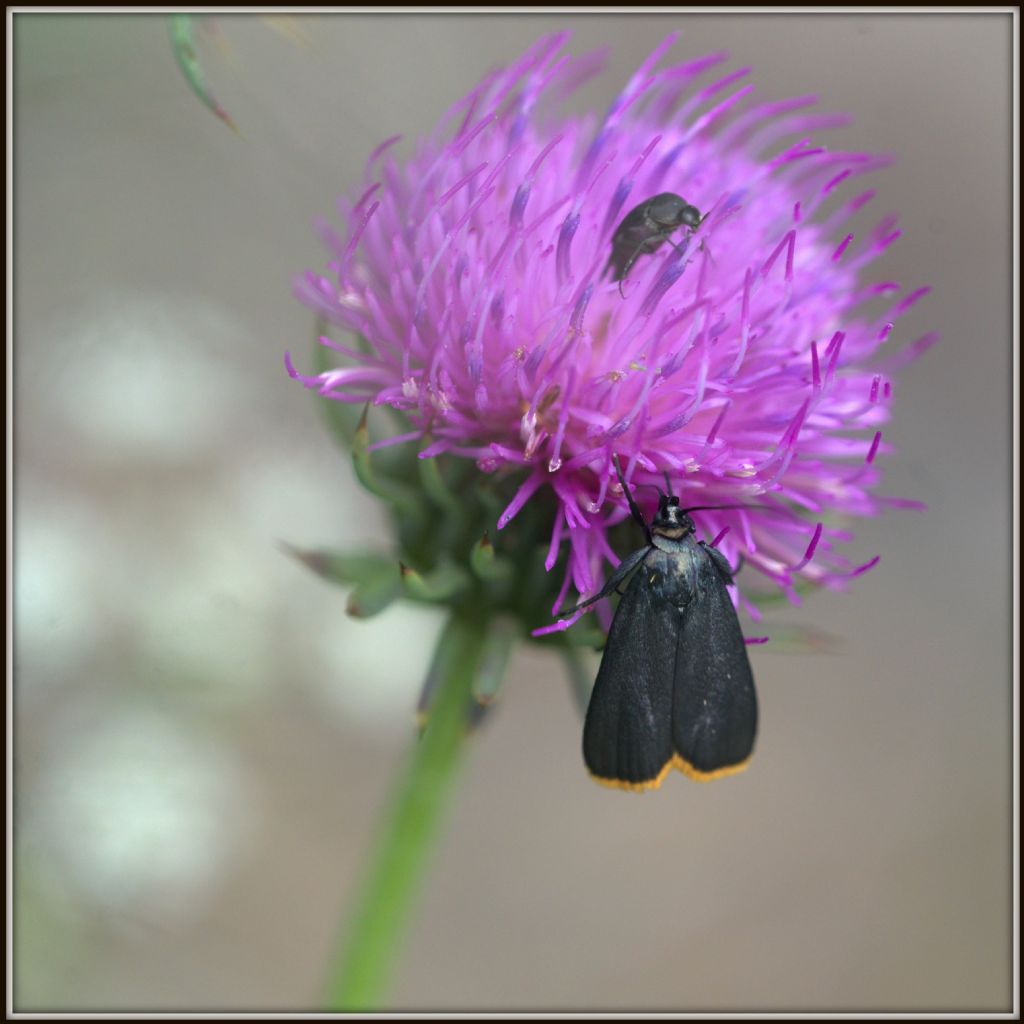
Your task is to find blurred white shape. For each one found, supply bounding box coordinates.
[14,499,104,682]
[311,600,446,735]
[231,445,383,549]
[47,295,246,460]
[229,448,449,722]
[136,567,278,705]
[33,703,252,923]
[105,475,293,706]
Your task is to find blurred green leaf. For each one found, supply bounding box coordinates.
[399,561,470,603]
[471,617,516,708]
[168,16,239,133]
[352,407,418,513]
[417,444,463,516]
[346,565,402,619]
[280,543,393,587]
[469,533,512,583]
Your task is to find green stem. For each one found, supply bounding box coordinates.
[324,612,485,1011]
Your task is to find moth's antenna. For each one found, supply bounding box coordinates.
[612,455,652,544]
[679,502,786,516]
[628,470,673,501]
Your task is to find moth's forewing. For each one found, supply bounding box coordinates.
[671,549,758,780]
[582,562,676,790]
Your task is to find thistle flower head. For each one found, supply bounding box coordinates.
[289,34,929,631]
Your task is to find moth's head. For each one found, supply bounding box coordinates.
[651,494,695,539]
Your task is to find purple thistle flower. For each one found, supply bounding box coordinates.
[289,34,928,629]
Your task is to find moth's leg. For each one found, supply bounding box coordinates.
[568,546,650,614]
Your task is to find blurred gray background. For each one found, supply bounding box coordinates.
[12,12,1014,1013]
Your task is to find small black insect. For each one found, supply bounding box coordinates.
[607,192,704,293]
[574,457,757,791]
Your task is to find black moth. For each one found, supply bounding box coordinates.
[607,192,704,291]
[577,457,757,791]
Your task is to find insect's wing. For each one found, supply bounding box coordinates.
[583,566,678,791]
[671,556,758,780]
[607,209,651,280]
